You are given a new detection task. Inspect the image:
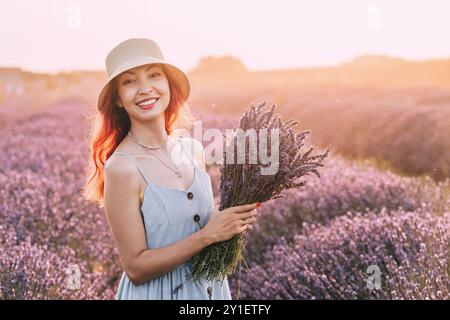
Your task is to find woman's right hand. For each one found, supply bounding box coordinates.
[201,202,260,244]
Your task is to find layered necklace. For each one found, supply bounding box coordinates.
[127,131,183,178]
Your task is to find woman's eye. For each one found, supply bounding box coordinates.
[123,73,160,85]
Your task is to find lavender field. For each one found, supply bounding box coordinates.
[0,98,448,299]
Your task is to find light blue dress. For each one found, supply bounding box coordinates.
[104,137,231,300]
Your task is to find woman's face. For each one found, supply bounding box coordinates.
[115,63,170,119]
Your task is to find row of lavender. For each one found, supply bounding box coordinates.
[0,102,119,299]
[201,112,450,299]
[229,209,449,299]
[223,156,449,299]
[0,102,448,299]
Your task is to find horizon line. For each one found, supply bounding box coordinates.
[2,53,450,76]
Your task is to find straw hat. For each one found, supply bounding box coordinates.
[97,38,190,110]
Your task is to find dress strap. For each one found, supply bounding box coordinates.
[111,137,198,184]
[113,151,151,185]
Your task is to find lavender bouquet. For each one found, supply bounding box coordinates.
[189,101,331,291]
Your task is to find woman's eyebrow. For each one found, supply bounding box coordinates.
[124,65,160,75]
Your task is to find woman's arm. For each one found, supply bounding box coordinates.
[103,156,213,286]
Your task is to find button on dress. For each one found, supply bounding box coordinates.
[104,137,231,300]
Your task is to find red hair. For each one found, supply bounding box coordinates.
[82,64,194,208]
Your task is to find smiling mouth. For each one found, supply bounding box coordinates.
[136,98,159,108]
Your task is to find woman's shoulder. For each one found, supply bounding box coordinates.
[104,152,139,179]
[177,136,204,150]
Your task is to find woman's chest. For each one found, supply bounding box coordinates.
[140,172,214,227]
[141,155,196,187]
[139,176,214,246]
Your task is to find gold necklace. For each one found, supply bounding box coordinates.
[128,131,183,178]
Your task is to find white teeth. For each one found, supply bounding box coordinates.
[138,98,157,106]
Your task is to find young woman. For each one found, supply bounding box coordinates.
[83,38,259,300]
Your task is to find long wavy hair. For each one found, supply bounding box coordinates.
[82,63,196,208]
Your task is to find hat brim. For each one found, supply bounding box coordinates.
[97,56,190,110]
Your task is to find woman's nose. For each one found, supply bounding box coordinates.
[138,76,155,94]
[138,85,153,95]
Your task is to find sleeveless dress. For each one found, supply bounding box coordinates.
[104,137,232,300]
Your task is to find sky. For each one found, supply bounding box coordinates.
[0,0,449,74]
